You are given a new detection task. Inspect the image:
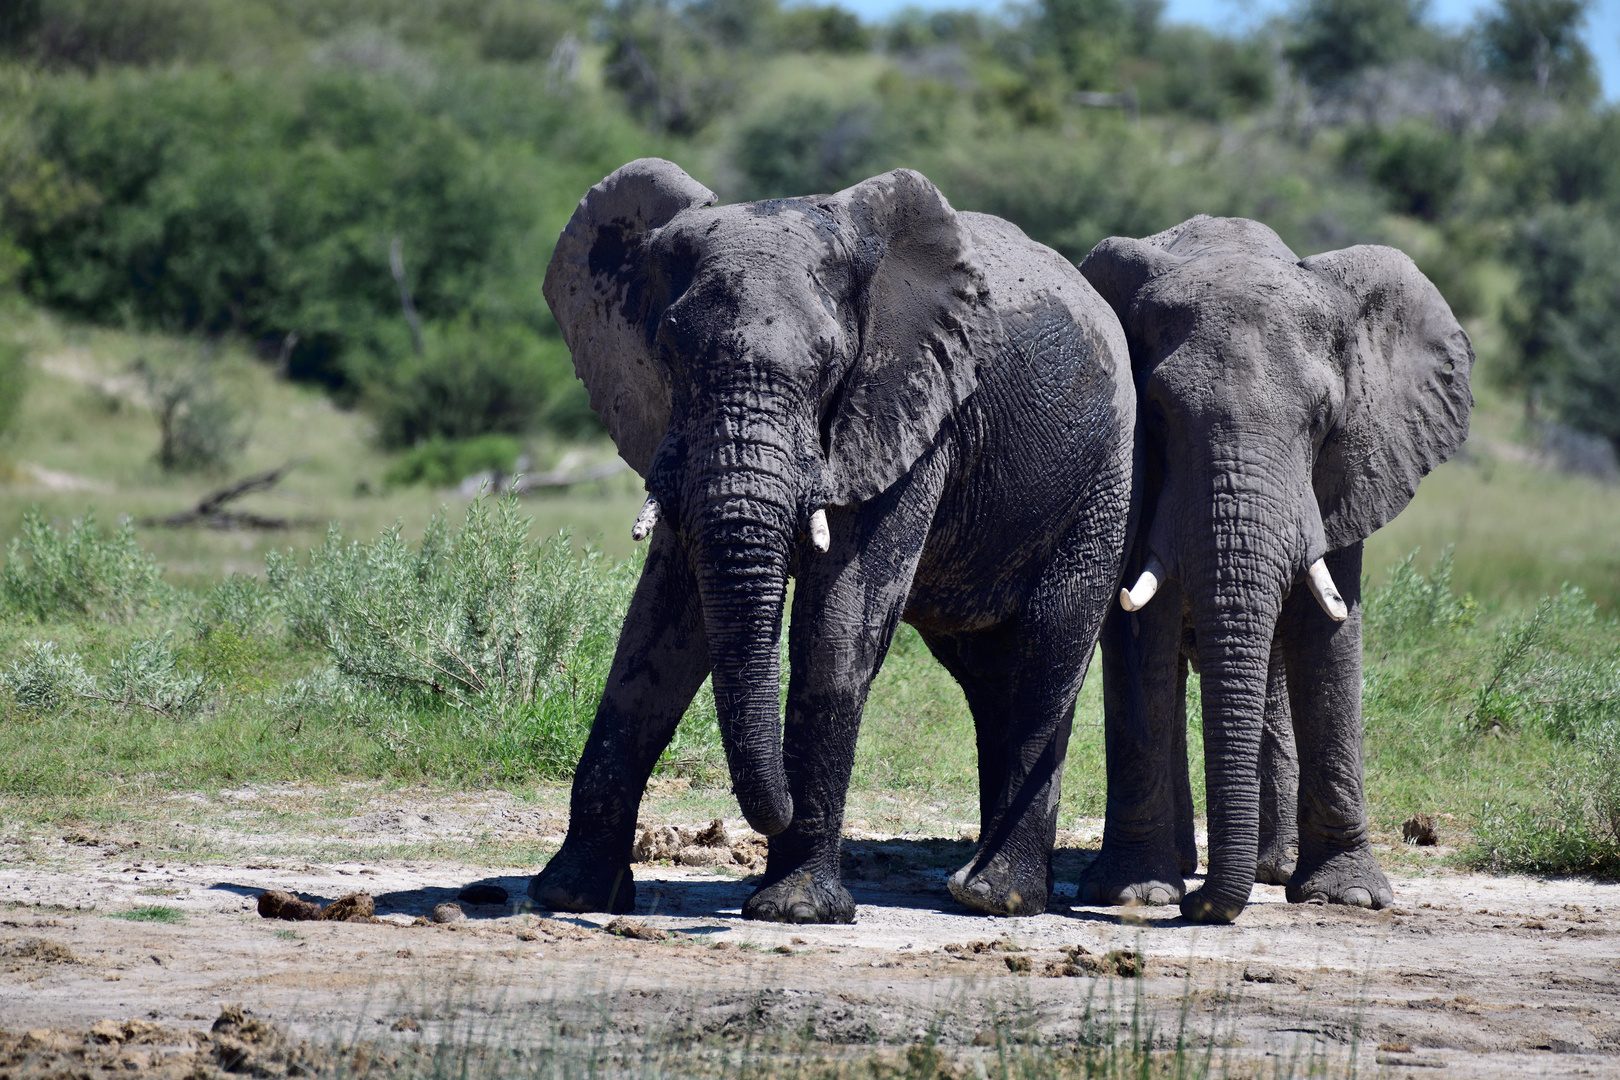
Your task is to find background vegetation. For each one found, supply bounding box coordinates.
[0,0,1617,880]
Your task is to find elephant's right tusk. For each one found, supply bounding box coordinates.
[809,508,830,553]
[1119,553,1167,611]
[630,496,661,542]
[1306,558,1349,621]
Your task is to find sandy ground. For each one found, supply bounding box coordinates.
[1,796,1617,1078]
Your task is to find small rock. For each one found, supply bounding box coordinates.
[603,917,667,941]
[391,1017,420,1033]
[431,903,464,924]
[1402,814,1439,846]
[458,883,508,906]
[257,890,322,921]
[322,893,376,922]
[1243,966,1281,983]
[395,949,413,958]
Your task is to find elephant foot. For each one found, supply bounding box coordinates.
[528,852,636,915]
[1179,884,1247,925]
[1286,845,1392,909]
[1074,844,1184,907]
[743,871,854,924]
[947,855,1049,917]
[1255,842,1297,886]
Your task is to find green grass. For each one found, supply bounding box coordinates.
[108,905,184,923]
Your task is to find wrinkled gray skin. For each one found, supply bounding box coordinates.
[1077,216,1473,924]
[529,159,1133,923]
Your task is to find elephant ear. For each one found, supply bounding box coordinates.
[1303,245,1474,549]
[543,158,717,477]
[822,169,1002,505]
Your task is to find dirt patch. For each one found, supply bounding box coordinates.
[1,797,1617,1078]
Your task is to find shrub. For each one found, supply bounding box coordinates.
[267,496,715,778]
[384,434,523,490]
[1364,546,1477,645]
[1,640,93,712]
[194,573,275,641]
[0,509,168,622]
[105,634,208,717]
[133,354,248,473]
[1472,711,1620,877]
[364,321,561,449]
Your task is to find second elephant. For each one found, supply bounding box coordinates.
[1077,216,1473,924]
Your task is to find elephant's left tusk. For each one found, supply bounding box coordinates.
[631,496,661,542]
[809,508,830,553]
[1306,558,1349,621]
[1120,553,1166,611]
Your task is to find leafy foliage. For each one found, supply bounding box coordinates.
[1,639,92,711]
[133,353,248,473]
[268,495,721,778]
[0,509,167,622]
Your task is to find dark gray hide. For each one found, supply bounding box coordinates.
[1078,215,1471,924]
[532,158,1134,923]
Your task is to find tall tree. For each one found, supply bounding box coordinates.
[1479,0,1598,102]
[1285,0,1427,87]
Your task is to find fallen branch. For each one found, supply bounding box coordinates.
[505,459,628,494]
[140,461,320,530]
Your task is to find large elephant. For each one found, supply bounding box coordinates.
[1076,216,1472,924]
[528,159,1133,923]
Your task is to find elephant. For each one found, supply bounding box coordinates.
[528,158,1135,923]
[1074,215,1472,924]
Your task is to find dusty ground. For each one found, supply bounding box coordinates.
[0,789,1617,1078]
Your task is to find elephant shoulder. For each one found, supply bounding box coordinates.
[959,212,1133,434]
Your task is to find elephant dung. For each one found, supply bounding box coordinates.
[631,819,766,871]
[1403,814,1440,846]
[256,890,323,921]
[431,903,465,924]
[321,893,376,922]
[603,917,667,942]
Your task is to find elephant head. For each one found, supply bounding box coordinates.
[544,158,1000,837]
[1080,216,1472,921]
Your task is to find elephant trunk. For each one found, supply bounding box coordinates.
[1176,460,1298,923]
[685,439,802,838]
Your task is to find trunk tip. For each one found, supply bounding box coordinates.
[741,793,794,837]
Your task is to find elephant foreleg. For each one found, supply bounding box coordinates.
[742,471,940,925]
[1078,579,1189,907]
[1277,542,1391,909]
[529,525,711,915]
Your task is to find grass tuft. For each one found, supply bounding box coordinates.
[109,905,184,923]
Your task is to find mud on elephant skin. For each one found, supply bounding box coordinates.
[530,158,1135,923]
[1077,215,1472,924]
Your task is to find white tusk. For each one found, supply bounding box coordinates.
[630,497,660,542]
[809,508,830,553]
[1306,558,1349,621]
[1119,553,1167,612]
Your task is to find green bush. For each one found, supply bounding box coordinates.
[364,321,563,449]
[105,634,207,716]
[133,354,248,473]
[267,495,718,778]
[1472,710,1620,877]
[384,434,523,490]
[0,509,168,622]
[1,639,92,712]
[1343,122,1465,221]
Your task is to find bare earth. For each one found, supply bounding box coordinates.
[1,790,1617,1078]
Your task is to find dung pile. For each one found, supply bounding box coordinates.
[632,819,766,870]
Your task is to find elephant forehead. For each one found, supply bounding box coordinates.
[656,204,851,329]
[1132,255,1342,360]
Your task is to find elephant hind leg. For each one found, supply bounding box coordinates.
[1256,641,1300,886]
